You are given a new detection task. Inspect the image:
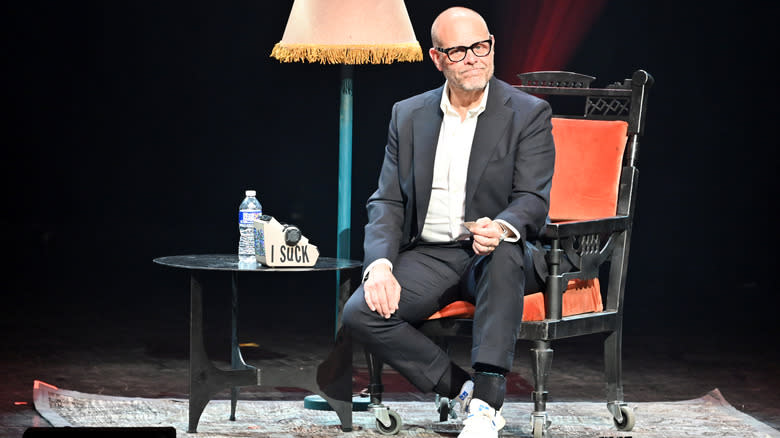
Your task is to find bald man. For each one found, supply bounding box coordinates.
[342,7,555,436]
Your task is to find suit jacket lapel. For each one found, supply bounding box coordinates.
[413,87,444,235]
[465,78,512,216]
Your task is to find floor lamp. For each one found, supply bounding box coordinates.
[271,0,422,337]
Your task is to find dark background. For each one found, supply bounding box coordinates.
[1,1,778,345]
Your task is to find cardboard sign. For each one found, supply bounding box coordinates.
[253,216,319,267]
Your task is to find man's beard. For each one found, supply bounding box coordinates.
[446,65,493,92]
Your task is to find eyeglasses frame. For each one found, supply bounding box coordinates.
[434,37,493,63]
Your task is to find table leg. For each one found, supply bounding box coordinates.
[188,271,259,433]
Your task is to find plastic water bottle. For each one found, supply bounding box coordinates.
[238,190,262,264]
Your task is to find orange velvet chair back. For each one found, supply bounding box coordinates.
[427,118,628,322]
[548,118,629,221]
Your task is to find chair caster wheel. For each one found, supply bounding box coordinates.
[613,405,635,431]
[375,408,402,435]
[436,396,450,422]
[531,413,550,438]
[532,416,544,438]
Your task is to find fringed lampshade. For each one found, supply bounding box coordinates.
[270,0,423,64]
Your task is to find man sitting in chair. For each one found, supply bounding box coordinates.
[342,7,555,437]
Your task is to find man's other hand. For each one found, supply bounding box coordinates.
[467,217,504,255]
[364,264,401,319]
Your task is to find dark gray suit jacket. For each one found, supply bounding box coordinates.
[363,77,555,269]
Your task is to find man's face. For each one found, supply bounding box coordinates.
[429,18,494,93]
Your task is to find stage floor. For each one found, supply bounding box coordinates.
[1,299,778,437]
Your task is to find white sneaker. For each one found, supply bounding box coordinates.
[453,380,474,414]
[458,398,506,438]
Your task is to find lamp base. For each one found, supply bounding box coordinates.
[304,394,370,412]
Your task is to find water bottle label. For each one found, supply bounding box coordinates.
[239,210,262,226]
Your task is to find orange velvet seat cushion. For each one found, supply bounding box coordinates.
[426,278,603,322]
[548,118,628,221]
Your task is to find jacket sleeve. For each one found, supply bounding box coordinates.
[362,102,407,270]
[494,98,555,243]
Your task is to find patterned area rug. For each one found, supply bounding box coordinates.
[33,381,779,437]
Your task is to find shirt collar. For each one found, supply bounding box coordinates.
[440,80,490,119]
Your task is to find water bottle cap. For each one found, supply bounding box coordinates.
[245,190,256,197]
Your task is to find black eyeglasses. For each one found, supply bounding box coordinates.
[434,38,493,63]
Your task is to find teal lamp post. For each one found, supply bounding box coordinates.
[270,0,422,336]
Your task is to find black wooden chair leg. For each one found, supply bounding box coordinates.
[530,340,553,436]
[604,328,635,430]
[604,329,623,403]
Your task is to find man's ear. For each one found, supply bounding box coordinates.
[428,48,444,72]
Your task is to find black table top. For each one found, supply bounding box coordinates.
[153,254,362,272]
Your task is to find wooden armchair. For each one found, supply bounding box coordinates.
[365,70,654,437]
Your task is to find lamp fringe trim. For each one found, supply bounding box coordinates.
[270,42,423,64]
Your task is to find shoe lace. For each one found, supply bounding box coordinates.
[463,411,492,429]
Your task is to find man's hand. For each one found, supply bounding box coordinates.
[466,217,506,255]
[363,264,401,319]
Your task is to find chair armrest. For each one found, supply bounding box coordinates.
[541,216,630,239]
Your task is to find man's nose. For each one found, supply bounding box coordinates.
[463,49,479,64]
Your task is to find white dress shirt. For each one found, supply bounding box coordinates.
[421,81,488,241]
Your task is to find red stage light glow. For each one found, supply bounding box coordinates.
[498,0,607,80]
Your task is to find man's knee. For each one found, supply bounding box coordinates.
[470,242,542,293]
[485,242,527,275]
[342,285,386,338]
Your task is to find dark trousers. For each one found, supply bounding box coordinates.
[341,240,544,392]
